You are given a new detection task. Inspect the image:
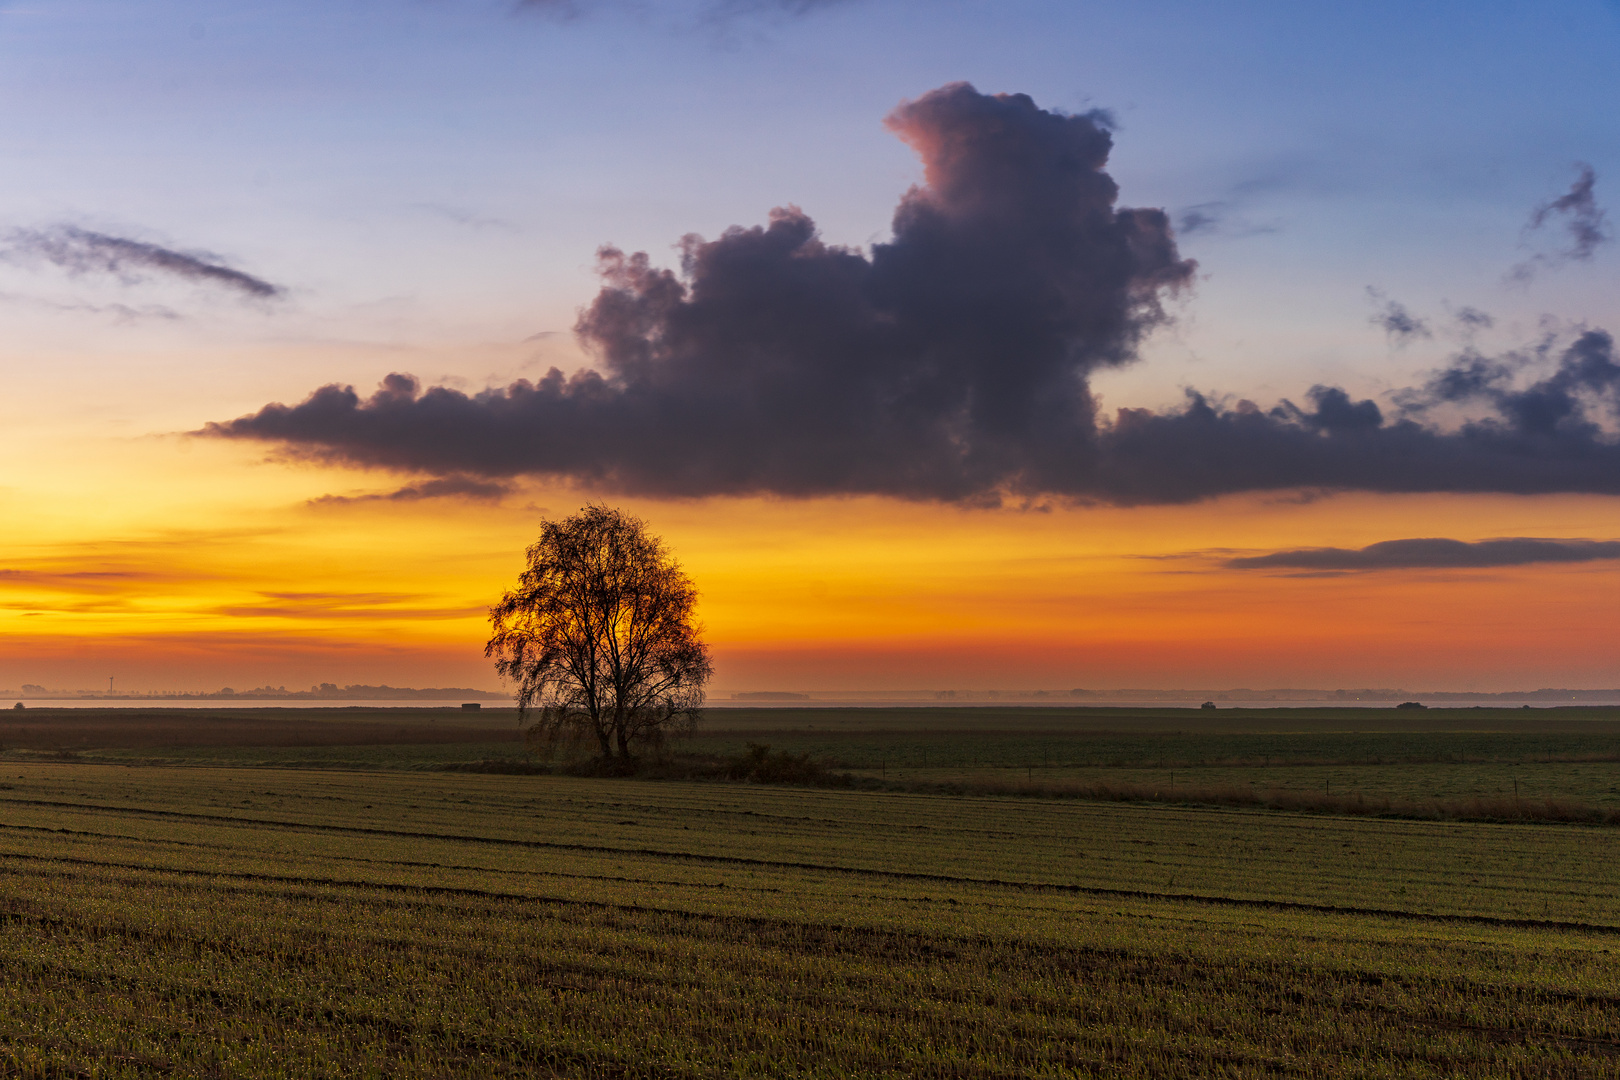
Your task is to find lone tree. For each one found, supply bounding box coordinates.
[486,505,713,763]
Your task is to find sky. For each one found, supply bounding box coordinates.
[3,0,1620,694]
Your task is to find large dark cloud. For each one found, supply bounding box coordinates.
[3,226,283,300]
[209,82,1195,501]
[207,83,1620,506]
[1227,537,1620,572]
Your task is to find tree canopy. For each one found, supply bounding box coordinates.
[486,506,713,761]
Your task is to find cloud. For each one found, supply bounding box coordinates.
[309,475,513,505]
[513,0,852,22]
[704,0,857,17]
[1173,200,1279,240]
[1226,537,1620,572]
[512,0,584,19]
[1367,289,1430,344]
[208,82,1195,501]
[410,203,519,233]
[0,291,181,322]
[1175,203,1225,237]
[1171,168,1297,240]
[216,591,486,621]
[1091,327,1620,504]
[1511,164,1610,281]
[205,85,1620,507]
[2,226,284,299]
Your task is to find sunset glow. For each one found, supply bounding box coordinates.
[4,1,1620,695]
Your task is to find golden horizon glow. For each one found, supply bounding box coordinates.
[4,423,1620,694]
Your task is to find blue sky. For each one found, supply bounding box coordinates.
[3,0,1614,413]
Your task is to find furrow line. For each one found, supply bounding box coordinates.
[2,842,1617,936]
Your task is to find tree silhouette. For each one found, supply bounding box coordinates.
[486,506,713,763]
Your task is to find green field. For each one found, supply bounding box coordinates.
[2,756,1620,1076]
[11,705,1620,809]
[2,706,1619,1075]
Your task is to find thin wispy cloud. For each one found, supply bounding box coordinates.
[0,290,181,322]
[1225,537,1620,572]
[410,203,520,233]
[512,0,855,24]
[1172,167,1298,240]
[216,591,485,621]
[309,475,513,506]
[2,225,284,300]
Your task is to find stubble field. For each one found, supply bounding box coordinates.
[1,741,1619,1076]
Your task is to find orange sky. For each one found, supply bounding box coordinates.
[6,4,1620,697]
[4,426,1618,693]
[7,8,1620,698]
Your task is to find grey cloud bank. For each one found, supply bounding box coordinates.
[206,84,1620,506]
[1227,537,1620,572]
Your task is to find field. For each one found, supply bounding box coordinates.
[10,704,1618,816]
[0,707,1618,1075]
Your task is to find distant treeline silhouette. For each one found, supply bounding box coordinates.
[6,684,509,701]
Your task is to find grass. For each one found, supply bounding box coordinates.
[10,703,1620,821]
[1,762,1619,1075]
[684,707,1620,817]
[3,705,1620,1073]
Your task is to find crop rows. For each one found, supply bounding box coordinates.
[0,764,1617,1076]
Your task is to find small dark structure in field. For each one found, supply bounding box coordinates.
[1396,701,1427,710]
[461,703,481,710]
[1200,701,1216,710]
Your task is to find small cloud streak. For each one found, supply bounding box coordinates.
[1174,203,1224,237]
[0,291,182,322]
[1226,537,1620,572]
[514,0,852,21]
[216,590,486,621]
[309,475,513,506]
[410,203,519,233]
[2,225,284,299]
